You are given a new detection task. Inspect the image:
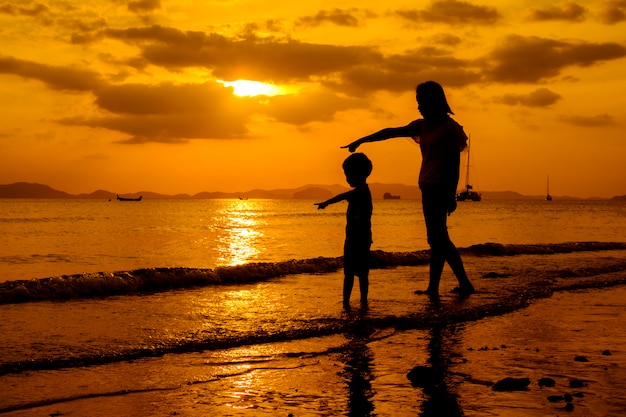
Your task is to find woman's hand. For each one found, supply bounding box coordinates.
[340,142,359,153]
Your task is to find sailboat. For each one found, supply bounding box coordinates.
[456,135,481,202]
[546,175,552,201]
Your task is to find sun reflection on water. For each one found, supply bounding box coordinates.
[214,199,265,266]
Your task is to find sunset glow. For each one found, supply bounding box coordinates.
[220,80,286,97]
[0,1,625,198]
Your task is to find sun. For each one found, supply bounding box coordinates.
[219,79,285,97]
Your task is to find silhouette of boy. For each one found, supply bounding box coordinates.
[315,153,373,310]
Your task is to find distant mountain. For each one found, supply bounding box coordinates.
[0,182,73,198]
[292,187,334,200]
[76,189,117,199]
[0,182,617,200]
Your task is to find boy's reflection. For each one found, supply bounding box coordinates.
[340,322,376,416]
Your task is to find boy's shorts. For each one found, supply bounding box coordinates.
[344,240,371,276]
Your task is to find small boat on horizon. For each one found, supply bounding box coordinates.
[383,192,400,200]
[116,194,142,201]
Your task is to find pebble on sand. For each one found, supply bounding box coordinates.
[492,377,530,392]
[538,377,556,387]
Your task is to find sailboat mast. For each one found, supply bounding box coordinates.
[465,135,471,188]
[546,174,552,201]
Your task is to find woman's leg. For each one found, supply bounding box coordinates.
[443,240,474,292]
[422,188,473,294]
[358,272,369,307]
[422,190,447,294]
[343,273,354,308]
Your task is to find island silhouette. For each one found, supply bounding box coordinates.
[0,181,622,200]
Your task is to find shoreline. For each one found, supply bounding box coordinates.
[2,241,626,304]
[1,248,626,377]
[1,247,626,415]
[1,285,625,416]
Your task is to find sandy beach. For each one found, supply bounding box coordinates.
[1,248,626,416]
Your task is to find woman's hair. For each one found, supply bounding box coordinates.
[416,81,453,115]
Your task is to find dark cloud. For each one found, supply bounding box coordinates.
[264,89,368,125]
[599,0,626,24]
[327,46,481,96]
[58,80,365,143]
[527,2,587,22]
[65,18,108,44]
[0,55,103,91]
[100,24,626,95]
[104,26,381,82]
[495,88,562,107]
[295,8,364,28]
[486,35,626,83]
[128,0,161,13]
[395,0,501,25]
[94,82,233,115]
[62,82,255,143]
[558,113,615,126]
[0,2,49,16]
[431,33,463,46]
[103,24,482,95]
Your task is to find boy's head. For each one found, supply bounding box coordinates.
[342,153,372,187]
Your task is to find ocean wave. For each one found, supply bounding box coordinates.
[1,241,625,305]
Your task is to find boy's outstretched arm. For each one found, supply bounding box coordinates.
[314,191,351,209]
[341,124,418,152]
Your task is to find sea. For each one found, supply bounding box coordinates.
[1,198,626,416]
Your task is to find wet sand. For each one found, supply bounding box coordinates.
[1,250,626,416]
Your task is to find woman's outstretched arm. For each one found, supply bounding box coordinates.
[342,122,420,152]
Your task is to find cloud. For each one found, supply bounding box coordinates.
[104,26,381,82]
[0,2,49,17]
[61,81,256,143]
[93,82,236,115]
[99,24,626,96]
[486,35,626,83]
[57,80,364,143]
[395,0,501,25]
[0,55,104,91]
[263,88,368,125]
[328,46,482,96]
[495,88,562,107]
[527,2,587,22]
[103,24,482,95]
[66,17,108,44]
[431,33,463,46]
[294,8,364,28]
[128,0,161,13]
[599,0,626,24]
[558,113,615,126]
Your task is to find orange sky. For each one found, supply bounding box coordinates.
[1,0,625,198]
